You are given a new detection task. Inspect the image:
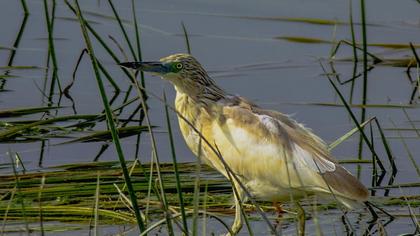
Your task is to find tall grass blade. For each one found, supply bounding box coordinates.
[192,138,202,236]
[63,0,134,82]
[64,49,87,109]
[126,54,176,234]
[328,117,374,151]
[38,140,46,167]
[181,22,191,54]
[330,40,382,63]
[94,173,100,236]
[20,0,29,14]
[358,0,369,167]
[409,42,420,101]
[98,61,122,92]
[13,152,26,174]
[107,0,137,61]
[276,36,329,44]
[349,0,357,62]
[43,0,61,105]
[402,108,420,137]
[128,0,147,164]
[398,188,420,233]
[390,119,420,177]
[163,92,189,235]
[409,42,420,66]
[1,187,16,236]
[130,0,142,61]
[73,0,146,232]
[319,62,385,172]
[38,176,45,236]
[0,13,28,91]
[6,15,28,67]
[8,151,29,234]
[0,106,60,118]
[201,183,208,236]
[369,123,378,196]
[374,119,397,174]
[0,114,98,141]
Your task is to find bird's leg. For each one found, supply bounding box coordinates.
[295,201,306,236]
[226,181,244,236]
[272,201,285,230]
[273,201,286,217]
[231,192,242,235]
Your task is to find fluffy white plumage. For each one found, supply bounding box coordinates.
[292,144,336,173]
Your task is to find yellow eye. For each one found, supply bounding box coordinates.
[176,63,183,69]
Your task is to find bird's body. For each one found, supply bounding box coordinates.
[175,90,368,206]
[120,53,369,235]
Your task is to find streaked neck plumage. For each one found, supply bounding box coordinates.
[172,72,227,107]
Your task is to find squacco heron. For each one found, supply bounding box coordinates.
[120,54,369,235]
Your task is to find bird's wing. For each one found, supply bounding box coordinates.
[212,96,368,201]
[218,96,336,174]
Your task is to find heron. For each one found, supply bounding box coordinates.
[120,53,369,235]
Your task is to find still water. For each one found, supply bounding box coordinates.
[1,0,419,235]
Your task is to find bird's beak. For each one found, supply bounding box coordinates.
[119,61,168,74]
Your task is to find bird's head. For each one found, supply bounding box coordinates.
[120,53,225,101]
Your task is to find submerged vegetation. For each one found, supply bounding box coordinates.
[1,161,419,234]
[0,0,419,235]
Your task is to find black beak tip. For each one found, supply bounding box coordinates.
[119,62,139,69]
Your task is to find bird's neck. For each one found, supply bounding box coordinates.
[175,91,202,127]
[174,83,225,120]
[173,76,226,106]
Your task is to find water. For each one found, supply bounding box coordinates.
[1,0,419,235]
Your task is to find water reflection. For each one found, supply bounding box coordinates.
[1,0,420,234]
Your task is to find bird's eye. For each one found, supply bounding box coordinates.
[175,63,183,69]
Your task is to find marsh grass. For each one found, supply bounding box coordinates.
[277,36,420,50]
[163,93,189,234]
[1,161,419,233]
[73,0,145,232]
[1,0,420,235]
[0,9,28,92]
[0,106,61,118]
[43,0,62,106]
